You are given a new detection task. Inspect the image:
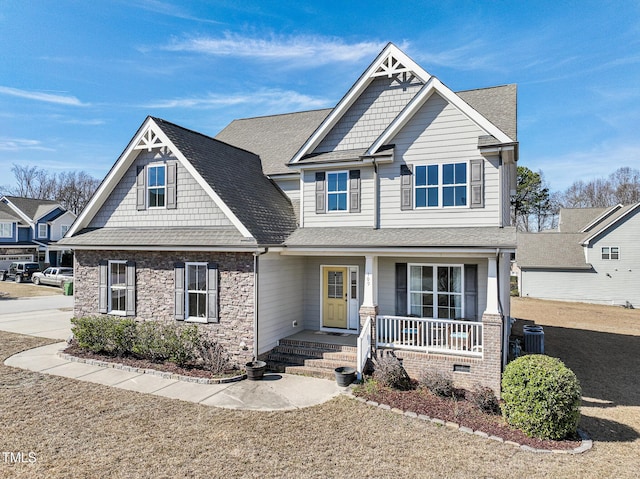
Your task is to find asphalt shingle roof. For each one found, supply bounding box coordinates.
[516,232,590,269]
[0,202,23,223]
[215,109,332,176]
[58,227,252,248]
[558,207,610,233]
[153,118,298,245]
[285,227,517,248]
[3,196,60,221]
[457,84,517,141]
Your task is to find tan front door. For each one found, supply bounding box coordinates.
[322,267,348,329]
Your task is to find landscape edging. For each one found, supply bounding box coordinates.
[349,393,592,454]
[57,351,246,384]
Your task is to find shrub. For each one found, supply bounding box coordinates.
[167,324,201,367]
[502,355,581,440]
[419,370,455,397]
[132,321,170,362]
[372,354,412,390]
[469,384,501,415]
[198,336,231,374]
[71,316,135,357]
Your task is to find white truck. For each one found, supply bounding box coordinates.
[31,267,74,288]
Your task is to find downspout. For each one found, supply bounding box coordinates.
[253,248,269,361]
[373,159,380,229]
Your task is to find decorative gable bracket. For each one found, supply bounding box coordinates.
[372,53,413,78]
[134,128,168,151]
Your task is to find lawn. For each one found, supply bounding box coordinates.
[0,281,63,299]
[0,298,639,478]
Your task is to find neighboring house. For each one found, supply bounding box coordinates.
[59,43,518,395]
[0,195,76,270]
[517,203,640,307]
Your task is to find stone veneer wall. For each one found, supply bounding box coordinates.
[73,250,254,366]
[372,313,504,398]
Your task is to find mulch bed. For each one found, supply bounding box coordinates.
[353,385,582,450]
[64,343,241,380]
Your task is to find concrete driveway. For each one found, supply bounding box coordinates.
[0,295,73,339]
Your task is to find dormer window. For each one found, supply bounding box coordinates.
[38,223,48,238]
[148,164,166,208]
[0,222,12,238]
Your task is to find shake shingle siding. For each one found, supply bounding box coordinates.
[314,75,423,153]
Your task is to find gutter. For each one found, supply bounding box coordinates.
[253,248,269,360]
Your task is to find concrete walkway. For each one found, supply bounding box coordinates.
[0,299,346,411]
[5,343,345,410]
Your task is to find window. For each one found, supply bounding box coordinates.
[414,162,467,208]
[408,264,463,319]
[415,165,439,207]
[148,164,166,208]
[327,171,348,211]
[38,223,48,238]
[602,247,620,260]
[186,263,207,322]
[109,261,127,314]
[0,222,11,238]
[60,225,70,237]
[327,270,344,299]
[175,262,218,322]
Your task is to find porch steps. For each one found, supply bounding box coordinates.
[265,338,357,381]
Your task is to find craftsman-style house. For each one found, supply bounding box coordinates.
[59,43,518,395]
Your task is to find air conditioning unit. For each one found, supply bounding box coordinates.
[523,325,544,354]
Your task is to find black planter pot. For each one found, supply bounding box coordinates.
[334,366,356,387]
[246,360,267,380]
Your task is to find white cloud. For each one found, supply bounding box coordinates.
[162,33,389,65]
[143,88,331,111]
[0,86,88,106]
[0,138,55,152]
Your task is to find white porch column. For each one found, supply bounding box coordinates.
[484,255,500,315]
[362,255,378,307]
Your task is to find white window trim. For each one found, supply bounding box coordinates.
[326,170,349,213]
[60,224,70,237]
[0,222,12,238]
[37,223,48,239]
[414,162,469,210]
[147,163,167,209]
[407,263,465,319]
[601,246,620,260]
[185,262,208,323]
[108,260,127,316]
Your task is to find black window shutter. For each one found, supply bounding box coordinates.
[400,164,413,211]
[395,263,408,315]
[207,263,219,323]
[125,261,136,316]
[174,262,185,320]
[470,159,484,208]
[315,172,326,214]
[464,264,478,320]
[98,260,108,314]
[349,169,361,213]
[136,165,146,211]
[166,162,177,210]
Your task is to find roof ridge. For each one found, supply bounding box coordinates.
[455,84,516,94]
[226,107,334,122]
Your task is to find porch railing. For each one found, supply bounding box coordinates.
[376,315,483,357]
[356,316,372,380]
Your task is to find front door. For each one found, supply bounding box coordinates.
[322,266,348,329]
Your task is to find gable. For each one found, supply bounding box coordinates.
[88,147,234,229]
[313,74,423,153]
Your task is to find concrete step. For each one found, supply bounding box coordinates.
[304,358,357,370]
[278,338,357,354]
[284,365,337,381]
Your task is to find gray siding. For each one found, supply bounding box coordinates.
[379,93,501,228]
[302,167,375,227]
[257,253,305,354]
[314,75,423,153]
[272,177,300,203]
[302,256,366,330]
[89,148,235,228]
[521,209,640,306]
[377,257,488,318]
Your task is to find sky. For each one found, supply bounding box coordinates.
[1,0,639,193]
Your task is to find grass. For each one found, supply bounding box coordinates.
[0,298,639,477]
[0,281,63,299]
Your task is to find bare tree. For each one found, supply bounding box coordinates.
[5,163,100,214]
[558,167,640,208]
